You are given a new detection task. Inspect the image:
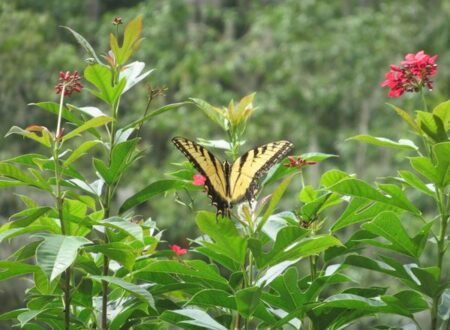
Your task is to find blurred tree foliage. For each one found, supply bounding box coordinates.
[1,0,450,323]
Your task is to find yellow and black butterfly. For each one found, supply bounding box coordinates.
[172,137,293,218]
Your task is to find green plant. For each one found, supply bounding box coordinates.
[0,16,186,329]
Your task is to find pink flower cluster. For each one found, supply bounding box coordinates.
[192,174,207,186]
[381,51,438,98]
[169,244,188,256]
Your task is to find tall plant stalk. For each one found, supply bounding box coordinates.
[101,96,119,329]
[54,84,71,330]
[100,82,157,330]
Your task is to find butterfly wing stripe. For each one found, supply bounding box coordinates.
[172,137,228,205]
[229,140,293,202]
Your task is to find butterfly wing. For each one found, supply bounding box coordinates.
[229,140,293,203]
[172,137,230,216]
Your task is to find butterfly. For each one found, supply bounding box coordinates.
[172,137,293,218]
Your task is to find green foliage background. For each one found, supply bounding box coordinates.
[1,0,449,326]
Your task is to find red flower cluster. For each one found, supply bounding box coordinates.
[169,244,188,256]
[284,156,317,169]
[55,71,83,97]
[192,174,207,186]
[381,51,438,98]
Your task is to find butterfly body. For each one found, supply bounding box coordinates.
[172,137,293,218]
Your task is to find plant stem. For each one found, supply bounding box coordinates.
[431,187,449,329]
[309,256,317,280]
[234,313,240,330]
[101,96,120,330]
[54,85,71,330]
[421,88,429,112]
[101,254,109,329]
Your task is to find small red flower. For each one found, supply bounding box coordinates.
[284,155,317,169]
[381,50,438,98]
[192,174,207,186]
[169,244,188,256]
[55,71,83,97]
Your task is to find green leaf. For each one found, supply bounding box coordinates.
[110,302,148,330]
[261,267,304,312]
[5,126,52,148]
[120,61,154,93]
[112,16,143,65]
[84,64,126,105]
[320,169,350,187]
[256,260,298,287]
[67,104,107,118]
[90,275,155,309]
[62,26,103,64]
[315,293,387,311]
[0,163,48,190]
[119,179,188,213]
[300,192,332,221]
[388,104,420,132]
[0,225,50,243]
[35,234,91,280]
[433,100,450,131]
[260,227,341,267]
[328,178,420,214]
[190,98,226,130]
[97,217,144,242]
[378,183,421,214]
[0,180,26,187]
[187,289,235,310]
[313,291,425,323]
[17,309,49,327]
[62,116,112,141]
[410,156,440,183]
[84,242,135,270]
[410,266,440,297]
[0,261,40,281]
[271,235,342,266]
[344,255,418,289]
[11,240,42,261]
[257,225,308,267]
[257,173,296,231]
[137,260,229,288]
[235,287,261,317]
[160,309,227,330]
[348,135,418,151]
[331,198,398,232]
[0,308,27,321]
[93,139,138,185]
[63,140,100,166]
[301,152,338,162]
[417,111,448,142]
[434,142,450,187]
[123,102,189,130]
[194,245,239,271]
[30,102,83,126]
[398,170,434,196]
[299,185,317,203]
[362,211,418,257]
[196,211,247,264]
[0,207,51,233]
[387,290,428,313]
